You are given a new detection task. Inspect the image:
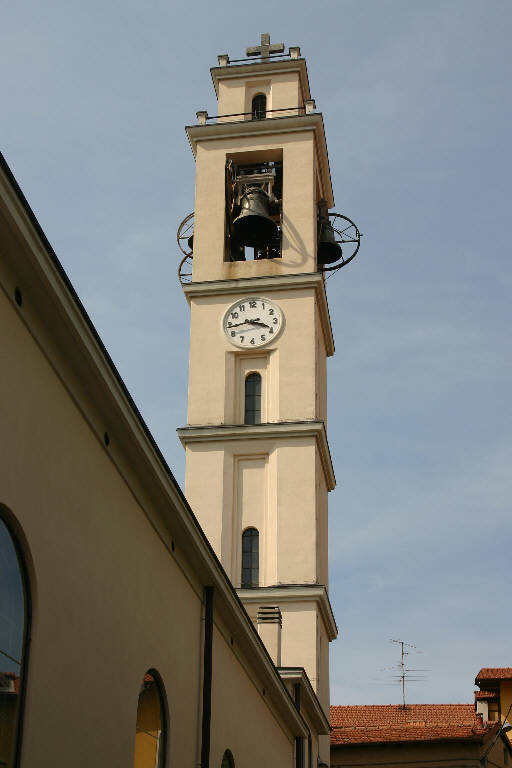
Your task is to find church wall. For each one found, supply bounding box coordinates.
[0,262,301,766]
[192,132,317,282]
[209,622,294,768]
[0,286,201,765]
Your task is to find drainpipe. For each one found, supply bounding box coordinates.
[201,586,214,768]
[294,683,305,768]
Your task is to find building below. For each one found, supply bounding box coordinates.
[475,668,512,727]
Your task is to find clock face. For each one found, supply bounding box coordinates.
[223,296,284,349]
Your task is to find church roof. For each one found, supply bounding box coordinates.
[330,704,497,746]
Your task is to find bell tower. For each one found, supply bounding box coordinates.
[177,35,358,760]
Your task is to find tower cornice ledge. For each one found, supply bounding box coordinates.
[177,420,336,492]
[237,584,338,641]
[183,272,334,356]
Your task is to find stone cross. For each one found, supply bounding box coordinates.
[246,33,285,61]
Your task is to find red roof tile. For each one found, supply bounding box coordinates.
[330,704,498,746]
[475,690,499,700]
[476,668,512,683]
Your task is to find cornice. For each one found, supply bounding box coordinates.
[278,667,331,734]
[182,272,334,357]
[177,421,336,492]
[237,584,338,641]
[185,113,334,208]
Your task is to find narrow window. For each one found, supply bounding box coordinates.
[245,373,262,425]
[134,670,167,768]
[0,514,30,768]
[252,94,266,120]
[222,749,235,768]
[241,528,259,587]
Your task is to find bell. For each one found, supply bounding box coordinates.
[317,219,342,265]
[187,234,194,252]
[232,188,278,247]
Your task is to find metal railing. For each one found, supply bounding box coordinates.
[195,104,316,126]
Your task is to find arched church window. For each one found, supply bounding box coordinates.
[244,373,262,425]
[221,749,235,768]
[0,512,30,768]
[241,528,259,588]
[134,670,167,768]
[252,94,266,120]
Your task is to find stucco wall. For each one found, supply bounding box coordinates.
[0,272,297,767]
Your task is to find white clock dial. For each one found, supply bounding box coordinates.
[223,296,283,349]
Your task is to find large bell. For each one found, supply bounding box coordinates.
[317,219,342,265]
[232,188,278,247]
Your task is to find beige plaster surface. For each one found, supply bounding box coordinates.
[183,436,325,586]
[186,288,325,426]
[216,69,304,118]
[0,230,303,766]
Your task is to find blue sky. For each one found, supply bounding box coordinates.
[2,0,511,705]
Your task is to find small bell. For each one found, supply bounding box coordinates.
[317,220,342,265]
[317,198,342,265]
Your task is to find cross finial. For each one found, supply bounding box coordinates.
[246,33,285,61]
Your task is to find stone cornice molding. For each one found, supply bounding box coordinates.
[185,113,334,208]
[278,667,331,734]
[177,421,336,492]
[237,584,338,642]
[183,272,335,357]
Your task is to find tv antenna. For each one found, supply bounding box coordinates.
[389,639,429,709]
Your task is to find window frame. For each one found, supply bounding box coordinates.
[244,371,262,425]
[251,94,267,120]
[241,527,259,588]
[0,506,32,768]
[134,668,169,768]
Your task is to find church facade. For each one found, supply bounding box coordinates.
[0,36,343,767]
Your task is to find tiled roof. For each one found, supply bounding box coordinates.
[476,668,512,683]
[330,704,498,746]
[475,690,499,700]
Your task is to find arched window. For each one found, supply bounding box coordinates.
[252,94,266,120]
[134,670,167,768]
[0,513,30,768]
[221,749,235,768]
[244,373,262,425]
[241,528,259,588]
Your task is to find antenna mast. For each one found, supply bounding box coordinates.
[391,639,417,709]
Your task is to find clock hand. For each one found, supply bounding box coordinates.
[229,317,267,329]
